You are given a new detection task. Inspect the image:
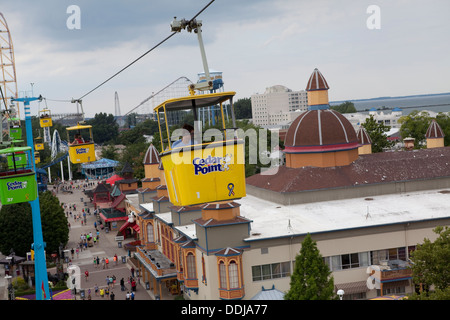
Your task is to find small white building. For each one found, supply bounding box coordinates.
[343,108,404,130]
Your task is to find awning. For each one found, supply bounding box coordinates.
[106,174,124,185]
[99,210,128,222]
[119,221,140,233]
[335,281,369,295]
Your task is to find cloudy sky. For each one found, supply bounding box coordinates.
[2,0,450,117]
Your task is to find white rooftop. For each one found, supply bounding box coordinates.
[146,188,450,243]
[239,188,450,242]
[139,202,154,213]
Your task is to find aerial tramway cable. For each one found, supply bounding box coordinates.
[75,0,216,101]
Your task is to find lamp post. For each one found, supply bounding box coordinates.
[337,289,345,300]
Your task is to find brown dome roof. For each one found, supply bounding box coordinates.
[143,144,160,164]
[284,109,359,153]
[425,119,444,138]
[306,68,329,91]
[357,126,372,145]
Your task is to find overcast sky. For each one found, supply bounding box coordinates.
[2,0,450,117]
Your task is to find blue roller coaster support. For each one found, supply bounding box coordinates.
[12,96,50,300]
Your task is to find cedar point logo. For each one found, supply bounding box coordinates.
[7,180,27,191]
[76,147,88,154]
[193,154,232,175]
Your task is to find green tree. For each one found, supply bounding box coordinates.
[435,112,450,146]
[398,111,431,148]
[39,191,69,254]
[101,143,119,160]
[119,141,149,180]
[285,234,335,300]
[87,112,119,145]
[0,192,69,257]
[330,101,357,114]
[0,202,34,257]
[408,226,450,300]
[234,98,252,119]
[362,114,394,152]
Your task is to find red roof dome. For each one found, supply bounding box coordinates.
[425,119,444,138]
[356,126,372,145]
[284,109,359,153]
[143,144,160,164]
[306,68,329,91]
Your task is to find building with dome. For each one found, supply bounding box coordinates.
[251,85,308,128]
[125,68,450,300]
[284,68,360,168]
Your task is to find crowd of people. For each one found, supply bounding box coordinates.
[55,178,145,300]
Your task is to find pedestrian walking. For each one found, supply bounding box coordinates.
[120,278,125,291]
[94,284,99,296]
[105,257,109,268]
[131,291,135,300]
[131,267,135,278]
[100,288,104,298]
[71,248,74,259]
[110,291,115,300]
[126,292,130,300]
[85,270,89,281]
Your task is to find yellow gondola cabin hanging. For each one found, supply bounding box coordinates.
[34,136,44,151]
[66,123,96,164]
[39,109,53,128]
[154,91,246,207]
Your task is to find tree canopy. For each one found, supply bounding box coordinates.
[234,98,252,119]
[362,114,394,152]
[399,111,450,148]
[285,233,335,300]
[0,192,69,257]
[330,101,357,114]
[86,112,119,145]
[409,226,450,299]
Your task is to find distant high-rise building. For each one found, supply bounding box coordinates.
[251,85,308,127]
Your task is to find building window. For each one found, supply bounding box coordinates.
[146,223,154,242]
[202,256,207,285]
[251,261,291,281]
[186,253,196,279]
[325,252,370,271]
[228,261,239,289]
[219,261,227,288]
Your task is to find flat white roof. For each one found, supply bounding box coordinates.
[155,212,172,225]
[239,188,450,241]
[139,202,154,213]
[175,224,197,240]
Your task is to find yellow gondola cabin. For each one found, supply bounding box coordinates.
[34,137,44,151]
[154,91,246,206]
[66,123,96,164]
[35,151,40,164]
[39,109,53,127]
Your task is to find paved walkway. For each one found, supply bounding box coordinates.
[1,179,175,300]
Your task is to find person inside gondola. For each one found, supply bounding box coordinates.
[172,123,198,148]
[70,133,84,145]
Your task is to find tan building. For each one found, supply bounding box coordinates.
[132,70,450,300]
